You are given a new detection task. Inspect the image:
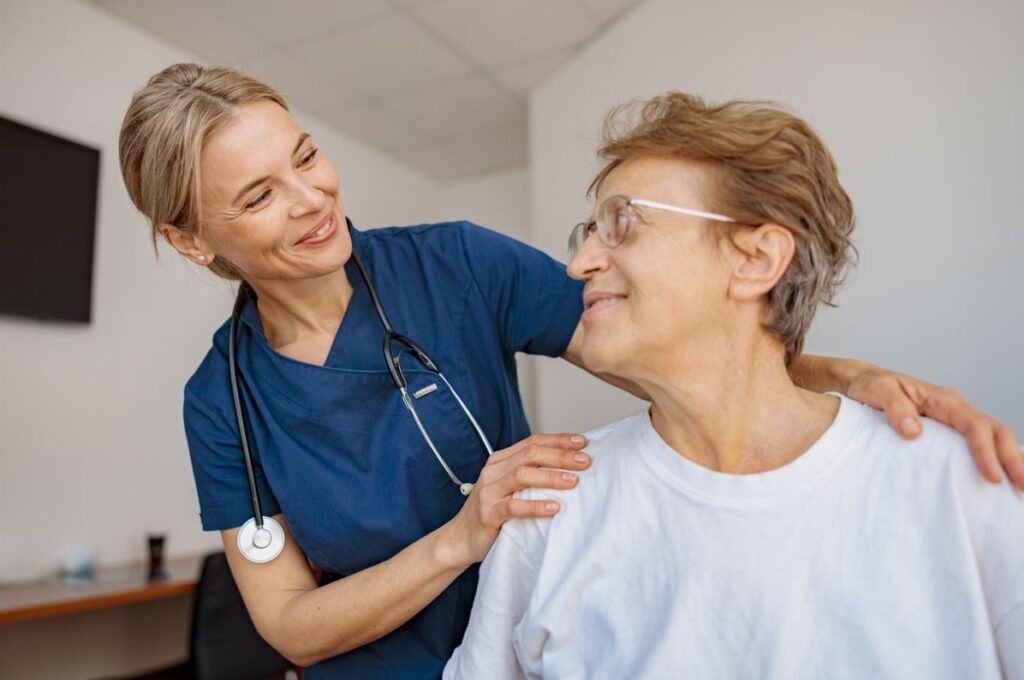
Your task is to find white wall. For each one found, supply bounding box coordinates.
[530,0,1024,435]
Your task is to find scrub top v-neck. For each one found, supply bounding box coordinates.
[182,220,584,679]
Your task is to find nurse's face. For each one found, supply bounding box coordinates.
[191,100,350,283]
[567,155,734,379]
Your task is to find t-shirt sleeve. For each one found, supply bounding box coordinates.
[459,222,584,357]
[443,523,540,680]
[954,453,1024,650]
[997,601,1024,679]
[183,386,281,531]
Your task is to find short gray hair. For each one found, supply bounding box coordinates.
[590,92,858,364]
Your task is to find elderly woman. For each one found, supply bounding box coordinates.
[444,93,1024,678]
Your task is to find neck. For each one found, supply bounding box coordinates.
[636,330,838,474]
[249,267,353,349]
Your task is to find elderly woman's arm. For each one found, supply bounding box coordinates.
[562,325,1024,490]
[443,524,538,679]
[999,605,1024,679]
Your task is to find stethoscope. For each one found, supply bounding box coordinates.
[229,251,494,563]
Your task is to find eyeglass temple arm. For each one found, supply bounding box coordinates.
[629,198,737,224]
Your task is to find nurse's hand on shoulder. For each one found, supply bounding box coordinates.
[445,433,591,566]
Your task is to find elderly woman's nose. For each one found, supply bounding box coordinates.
[567,236,611,281]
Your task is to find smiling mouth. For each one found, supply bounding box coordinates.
[582,293,627,320]
[586,297,621,311]
[296,212,336,245]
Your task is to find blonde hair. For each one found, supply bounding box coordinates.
[590,92,857,364]
[118,63,289,280]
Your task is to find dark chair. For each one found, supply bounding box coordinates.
[102,552,293,680]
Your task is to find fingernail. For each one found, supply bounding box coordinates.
[570,435,585,445]
[562,472,577,483]
[574,452,589,463]
[545,502,559,513]
[899,417,921,436]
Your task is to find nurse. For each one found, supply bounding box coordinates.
[118,64,1023,679]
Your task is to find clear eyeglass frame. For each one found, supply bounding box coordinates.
[568,195,739,256]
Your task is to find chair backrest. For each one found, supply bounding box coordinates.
[189,552,292,680]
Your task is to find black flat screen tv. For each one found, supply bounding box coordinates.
[0,115,100,323]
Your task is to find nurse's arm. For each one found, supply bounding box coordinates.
[561,323,1024,490]
[221,434,591,666]
[222,513,469,666]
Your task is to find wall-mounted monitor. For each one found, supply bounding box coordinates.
[0,115,100,323]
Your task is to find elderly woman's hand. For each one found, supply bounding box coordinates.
[845,365,1024,490]
[441,433,591,567]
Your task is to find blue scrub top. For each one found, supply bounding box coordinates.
[182,221,584,679]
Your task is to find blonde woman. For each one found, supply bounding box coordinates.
[445,93,1024,679]
[119,65,1023,679]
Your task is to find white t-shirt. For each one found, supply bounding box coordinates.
[444,395,1024,679]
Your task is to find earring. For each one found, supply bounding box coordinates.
[197,255,207,262]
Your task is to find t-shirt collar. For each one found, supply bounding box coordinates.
[636,393,868,505]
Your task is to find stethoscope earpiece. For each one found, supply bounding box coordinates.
[237,516,286,563]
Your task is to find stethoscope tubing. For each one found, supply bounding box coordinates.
[228,250,493,562]
[229,287,265,528]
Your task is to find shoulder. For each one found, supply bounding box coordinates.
[911,416,978,469]
[870,408,1024,626]
[495,413,651,570]
[356,221,496,286]
[518,412,648,502]
[509,412,650,542]
[845,397,977,476]
[357,220,488,255]
[840,397,1024,519]
[358,220,535,267]
[568,412,653,504]
[905,413,1024,513]
[581,411,651,456]
[183,318,233,424]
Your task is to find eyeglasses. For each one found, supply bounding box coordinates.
[568,195,738,257]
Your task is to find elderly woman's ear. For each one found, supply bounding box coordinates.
[725,223,796,302]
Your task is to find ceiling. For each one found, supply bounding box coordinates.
[89,0,643,180]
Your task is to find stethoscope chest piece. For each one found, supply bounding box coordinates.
[237,516,286,563]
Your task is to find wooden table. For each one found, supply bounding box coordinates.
[0,553,204,625]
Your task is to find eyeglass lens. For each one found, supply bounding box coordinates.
[599,196,632,248]
[569,196,634,256]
